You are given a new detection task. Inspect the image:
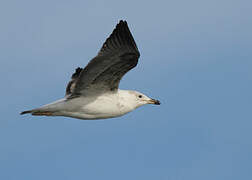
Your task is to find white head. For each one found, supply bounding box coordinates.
[118,90,160,110]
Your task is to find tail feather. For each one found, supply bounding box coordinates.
[20,110,33,115]
[20,110,53,116]
[20,98,65,117]
[31,111,53,116]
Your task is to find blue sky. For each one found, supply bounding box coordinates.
[1,0,252,179]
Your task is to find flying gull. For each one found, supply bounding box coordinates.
[21,20,160,120]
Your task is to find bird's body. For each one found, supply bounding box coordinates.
[25,90,151,120]
[21,20,160,120]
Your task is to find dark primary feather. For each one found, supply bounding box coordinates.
[67,20,140,97]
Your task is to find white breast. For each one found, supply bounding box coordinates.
[59,92,135,120]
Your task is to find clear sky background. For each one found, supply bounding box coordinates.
[1,0,252,179]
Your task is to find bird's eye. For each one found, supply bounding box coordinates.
[138,95,142,98]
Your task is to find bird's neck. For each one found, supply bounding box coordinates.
[117,89,139,111]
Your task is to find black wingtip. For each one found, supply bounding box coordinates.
[118,20,127,24]
[116,20,128,29]
[98,19,139,59]
[20,110,32,115]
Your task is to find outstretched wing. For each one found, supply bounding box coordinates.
[68,20,140,97]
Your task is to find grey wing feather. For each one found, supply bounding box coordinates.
[69,20,140,97]
[65,67,83,96]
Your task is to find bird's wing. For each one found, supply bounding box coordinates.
[65,67,83,96]
[67,20,140,97]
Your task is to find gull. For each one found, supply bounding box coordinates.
[20,20,160,120]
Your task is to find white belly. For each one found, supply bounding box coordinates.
[38,90,138,120]
[58,95,133,120]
